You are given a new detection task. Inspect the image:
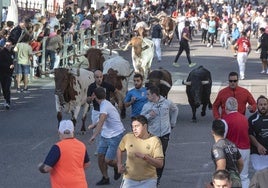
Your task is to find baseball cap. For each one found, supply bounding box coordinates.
[59,120,74,134]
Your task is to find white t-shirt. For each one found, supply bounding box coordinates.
[100,100,125,138]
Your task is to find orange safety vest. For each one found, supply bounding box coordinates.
[50,138,88,188]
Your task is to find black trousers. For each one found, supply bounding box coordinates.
[0,74,12,104]
[174,40,192,64]
[157,133,170,180]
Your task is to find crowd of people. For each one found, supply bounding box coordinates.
[1,0,268,187]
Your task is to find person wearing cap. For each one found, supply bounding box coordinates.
[38,120,90,188]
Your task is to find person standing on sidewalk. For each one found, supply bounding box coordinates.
[172,21,196,68]
[0,41,14,109]
[13,33,32,93]
[151,18,162,63]
[223,97,250,188]
[233,31,251,80]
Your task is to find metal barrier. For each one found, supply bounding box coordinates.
[37,19,136,73]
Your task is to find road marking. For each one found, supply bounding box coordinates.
[31,138,50,150]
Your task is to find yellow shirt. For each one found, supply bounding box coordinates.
[14,42,32,65]
[118,133,164,181]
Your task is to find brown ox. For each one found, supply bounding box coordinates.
[103,69,128,118]
[160,16,176,46]
[85,48,120,71]
[145,68,172,98]
[86,48,105,71]
[54,68,94,132]
[102,55,132,119]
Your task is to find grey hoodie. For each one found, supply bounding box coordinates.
[141,96,178,137]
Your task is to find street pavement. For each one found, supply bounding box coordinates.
[0,33,267,188]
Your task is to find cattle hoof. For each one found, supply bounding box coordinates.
[201,112,206,116]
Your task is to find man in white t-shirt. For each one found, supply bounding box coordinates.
[89,87,125,186]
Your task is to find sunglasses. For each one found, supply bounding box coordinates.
[229,80,238,83]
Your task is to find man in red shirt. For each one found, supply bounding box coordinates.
[212,71,256,119]
[234,31,251,80]
[223,97,250,188]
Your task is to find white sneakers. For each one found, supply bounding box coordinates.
[172,62,180,67]
[189,63,197,68]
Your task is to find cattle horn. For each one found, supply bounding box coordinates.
[201,81,210,85]
[160,80,171,88]
[182,80,191,85]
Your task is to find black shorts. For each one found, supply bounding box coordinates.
[260,51,268,60]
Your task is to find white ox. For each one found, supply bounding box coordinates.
[54,68,95,132]
[123,37,154,79]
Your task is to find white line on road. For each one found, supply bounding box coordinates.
[31,138,50,150]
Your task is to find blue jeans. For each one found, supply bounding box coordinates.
[98,132,124,160]
[45,50,56,70]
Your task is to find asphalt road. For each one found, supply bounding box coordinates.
[0,33,267,188]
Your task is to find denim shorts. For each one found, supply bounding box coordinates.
[98,132,124,160]
[17,64,30,74]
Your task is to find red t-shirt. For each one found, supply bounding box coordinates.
[223,112,250,149]
[236,37,251,52]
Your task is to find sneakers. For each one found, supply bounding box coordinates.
[210,45,213,48]
[260,70,266,74]
[172,62,180,67]
[49,74,54,78]
[4,102,10,110]
[114,167,121,180]
[189,63,196,68]
[207,43,211,47]
[96,177,110,186]
[22,88,30,93]
[17,88,22,93]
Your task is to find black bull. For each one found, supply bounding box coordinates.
[145,68,172,98]
[183,66,212,122]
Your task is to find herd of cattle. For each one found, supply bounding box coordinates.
[51,12,213,130]
[52,47,212,131]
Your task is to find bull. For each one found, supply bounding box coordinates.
[103,55,132,119]
[54,68,95,131]
[85,48,119,71]
[160,16,176,46]
[182,66,212,122]
[123,36,154,79]
[145,68,172,98]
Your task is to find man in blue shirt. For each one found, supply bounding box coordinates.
[124,73,148,117]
